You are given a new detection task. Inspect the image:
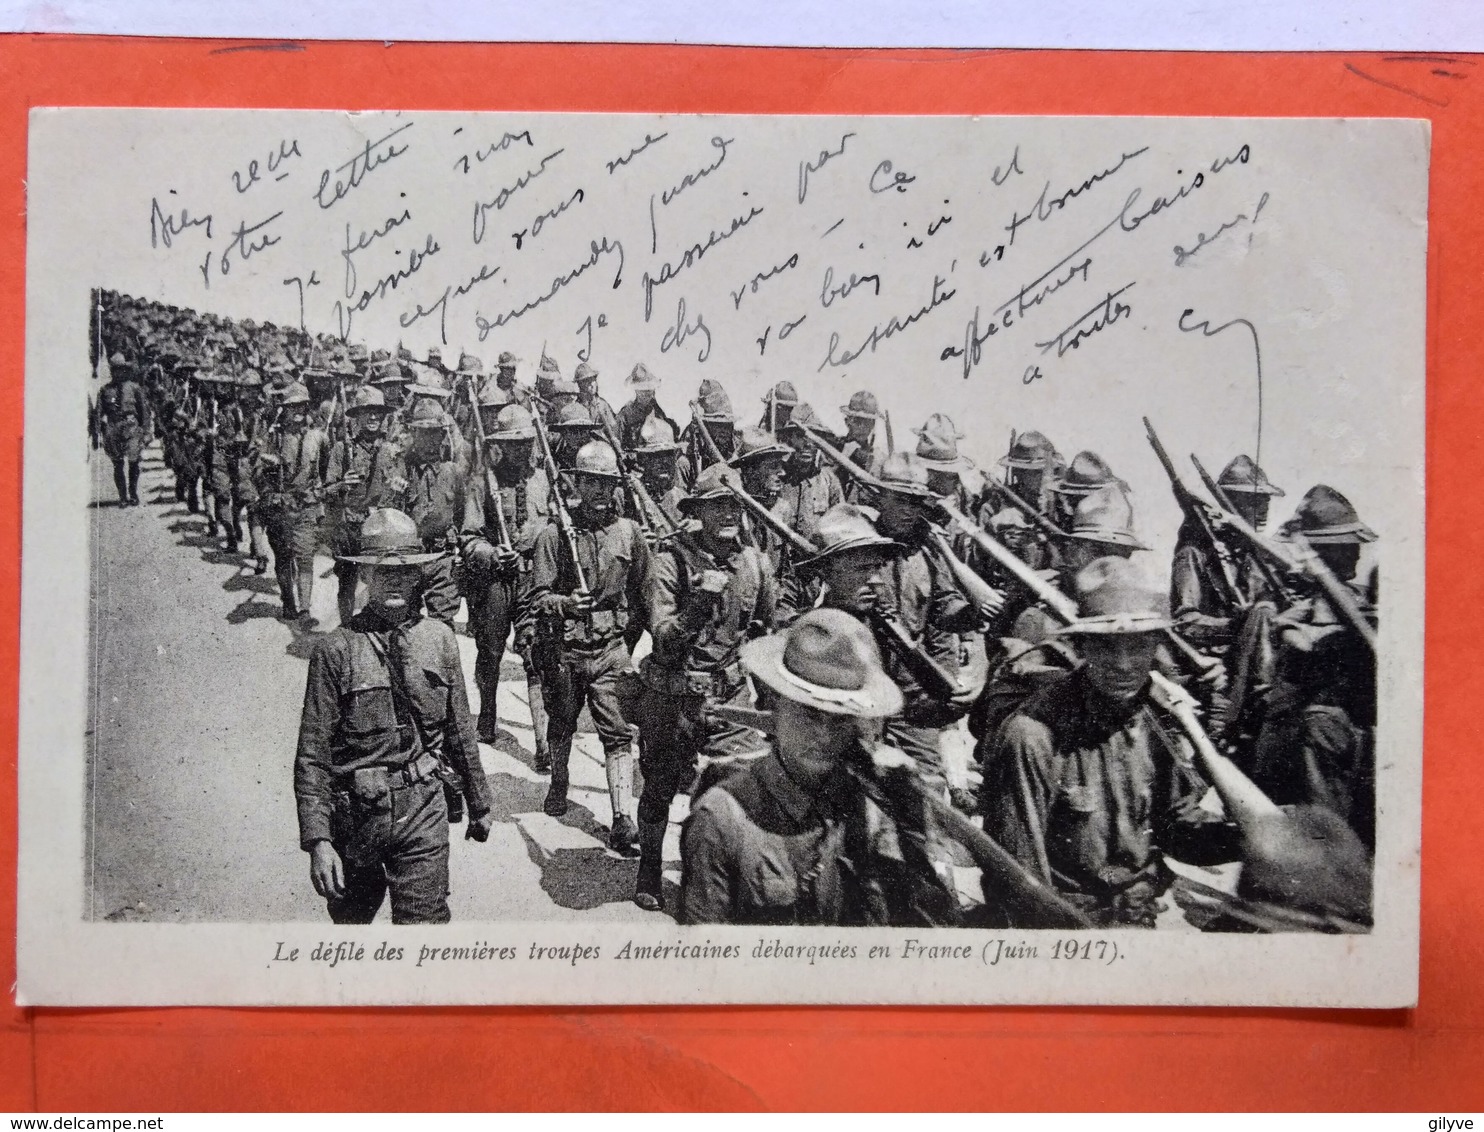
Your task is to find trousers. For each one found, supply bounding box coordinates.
[326,775,451,924]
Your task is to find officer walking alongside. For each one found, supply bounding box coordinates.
[295,508,494,924]
[96,350,151,506]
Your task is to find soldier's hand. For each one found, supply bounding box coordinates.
[308,840,345,899]
[696,569,729,597]
[465,812,494,842]
[566,593,596,619]
[494,546,521,574]
[342,470,364,488]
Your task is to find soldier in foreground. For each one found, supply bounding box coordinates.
[632,462,777,912]
[295,508,493,924]
[981,557,1243,927]
[529,439,651,850]
[679,608,960,926]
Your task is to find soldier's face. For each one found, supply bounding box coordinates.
[876,492,924,539]
[364,565,421,619]
[1233,494,1270,530]
[497,367,516,388]
[356,412,385,437]
[775,698,860,783]
[501,439,534,469]
[1010,468,1044,501]
[284,405,307,427]
[1315,542,1361,581]
[926,469,958,498]
[845,416,873,444]
[576,474,614,513]
[634,388,656,405]
[819,548,890,612]
[781,428,810,456]
[639,453,675,491]
[1081,632,1160,704]
[742,456,785,503]
[410,428,442,458]
[695,496,742,544]
[382,385,405,407]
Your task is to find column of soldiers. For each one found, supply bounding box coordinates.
[92,290,1380,932]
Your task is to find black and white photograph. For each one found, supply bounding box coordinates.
[18,109,1425,1006]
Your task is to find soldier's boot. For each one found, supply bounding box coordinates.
[127,461,141,505]
[294,556,316,626]
[186,478,200,513]
[173,472,186,503]
[527,674,552,773]
[605,746,638,856]
[111,461,129,506]
[543,740,569,817]
[475,670,500,742]
[633,818,667,911]
[275,565,297,618]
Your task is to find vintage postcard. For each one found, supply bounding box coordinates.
[17,108,1425,1006]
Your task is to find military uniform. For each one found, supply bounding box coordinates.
[254,384,329,620]
[96,357,151,506]
[325,388,406,626]
[633,463,777,911]
[295,510,493,924]
[397,401,468,628]
[529,440,652,848]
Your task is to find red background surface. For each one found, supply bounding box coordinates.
[0,39,1476,1111]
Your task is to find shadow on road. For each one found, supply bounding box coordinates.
[223,572,278,596]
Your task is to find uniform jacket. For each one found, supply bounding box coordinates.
[530,508,652,646]
[645,535,776,681]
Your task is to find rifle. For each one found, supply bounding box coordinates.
[708,702,1089,929]
[936,497,1220,680]
[882,409,895,456]
[802,425,892,494]
[726,480,963,703]
[924,526,1005,621]
[532,407,592,605]
[1144,418,1244,611]
[599,415,676,540]
[461,372,513,555]
[1186,492,1378,656]
[688,400,729,467]
[1189,453,1298,605]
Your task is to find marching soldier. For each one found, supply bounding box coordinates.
[981,556,1243,927]
[632,461,778,912]
[633,416,685,530]
[869,453,986,794]
[397,399,467,629]
[1171,454,1285,650]
[774,403,844,542]
[615,362,678,452]
[325,386,405,627]
[728,426,793,574]
[459,400,553,763]
[758,380,799,433]
[486,350,535,411]
[574,362,620,439]
[1248,485,1378,848]
[679,608,959,926]
[678,379,738,489]
[95,350,151,506]
[1048,450,1126,530]
[838,390,889,500]
[529,439,652,850]
[253,380,329,623]
[295,508,494,924]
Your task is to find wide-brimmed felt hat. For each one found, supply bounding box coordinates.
[742,608,903,718]
[874,452,936,499]
[1061,484,1149,551]
[626,362,659,391]
[1279,485,1376,544]
[636,415,679,453]
[279,382,311,407]
[574,361,599,384]
[1218,454,1285,497]
[840,390,885,421]
[337,508,443,567]
[370,360,410,386]
[999,429,1058,470]
[777,402,825,434]
[761,380,799,407]
[573,439,623,480]
[797,504,901,571]
[1055,556,1171,636]
[347,386,389,414]
[549,378,581,398]
[696,379,735,422]
[488,403,537,441]
[456,353,484,376]
[406,399,449,431]
[680,462,744,511]
[550,402,599,430]
[915,426,970,473]
[916,412,964,442]
[496,351,519,368]
[1051,450,1128,496]
[537,351,562,375]
[729,426,791,467]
